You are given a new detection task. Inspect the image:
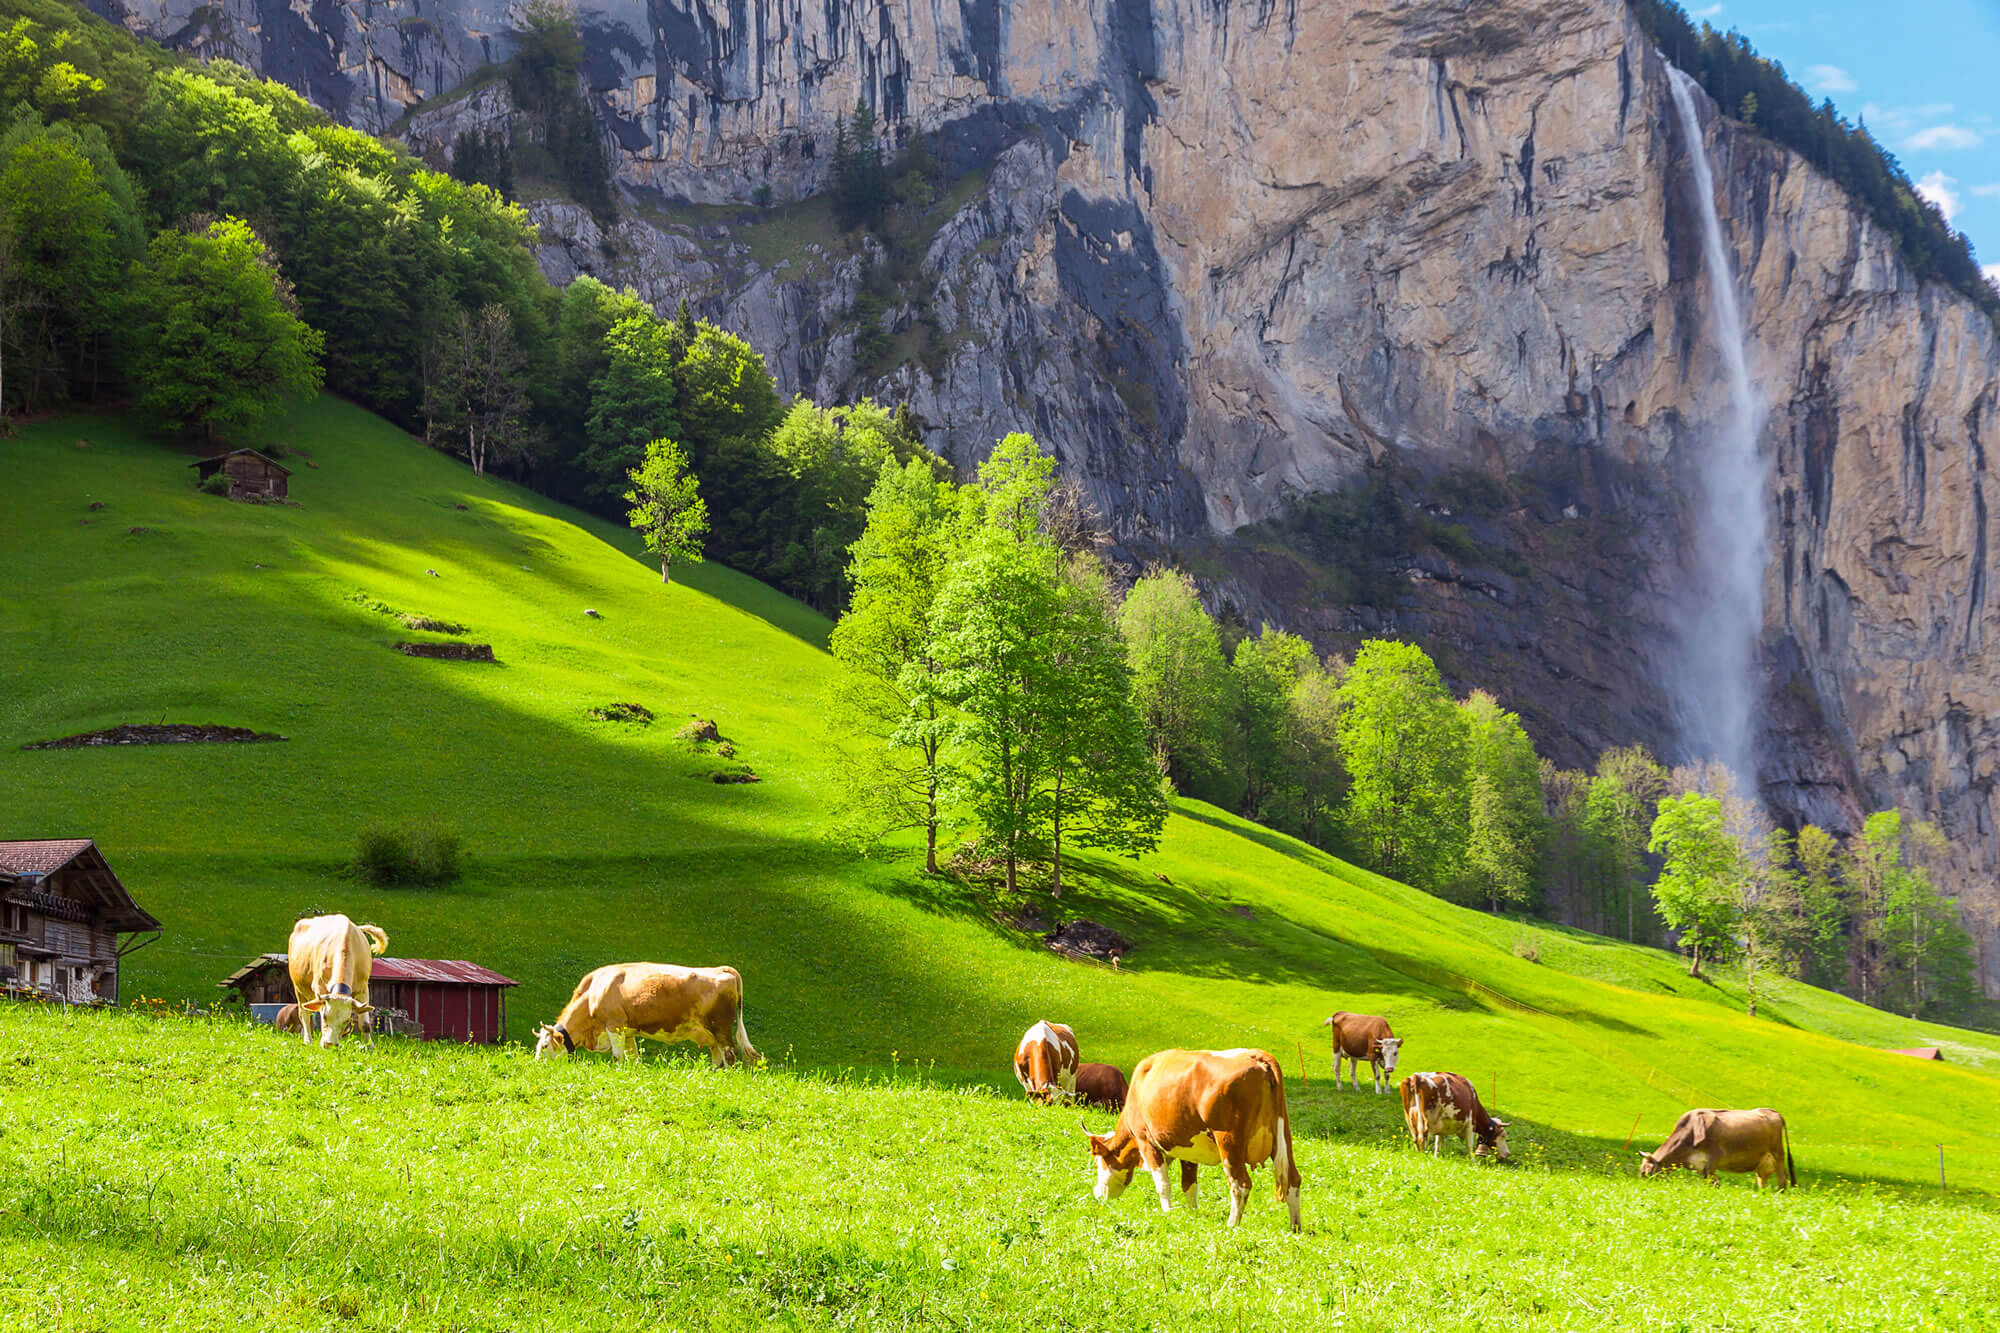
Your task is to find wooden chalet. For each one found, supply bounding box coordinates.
[0,839,162,1004]
[189,449,291,500]
[220,953,519,1044]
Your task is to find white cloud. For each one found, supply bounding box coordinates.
[1805,64,1857,95]
[1986,264,2000,293]
[1916,172,1962,223]
[1905,124,1984,152]
[1973,183,2000,199]
[1692,2,1724,17]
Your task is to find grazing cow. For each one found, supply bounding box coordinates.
[1399,1072,1511,1161]
[1321,1011,1403,1094]
[1641,1108,1794,1189]
[534,963,760,1066]
[1083,1048,1301,1231]
[287,915,388,1049]
[1012,1021,1080,1104]
[1074,1062,1129,1110]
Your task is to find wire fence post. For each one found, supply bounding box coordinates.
[1939,1144,1947,1190]
[1296,1039,1308,1087]
[1624,1113,1643,1151]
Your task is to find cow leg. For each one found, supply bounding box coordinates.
[1214,1135,1252,1226]
[1141,1149,1174,1215]
[1372,1060,1384,1095]
[1180,1160,1199,1213]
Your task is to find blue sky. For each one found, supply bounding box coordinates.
[1698,0,2000,291]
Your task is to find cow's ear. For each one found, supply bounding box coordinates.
[355,1003,375,1013]
[1690,1114,1710,1147]
[301,999,325,1012]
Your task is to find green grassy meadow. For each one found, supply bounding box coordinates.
[5,398,2000,1324]
[1,1010,1996,1331]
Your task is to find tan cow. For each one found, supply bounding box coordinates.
[288,915,388,1049]
[1012,1021,1080,1104]
[1400,1071,1511,1161]
[1322,1011,1402,1094]
[533,963,760,1066]
[1641,1108,1794,1188]
[273,1002,308,1037]
[1074,1062,1129,1110]
[1083,1048,1301,1231]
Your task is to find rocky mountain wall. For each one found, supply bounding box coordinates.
[91,0,2000,986]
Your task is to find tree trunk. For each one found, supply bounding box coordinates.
[1051,770,1064,900]
[1687,941,1702,978]
[923,733,940,876]
[660,555,671,585]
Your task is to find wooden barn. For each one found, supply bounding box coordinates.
[190,449,291,500]
[0,839,162,1004]
[219,953,518,1044]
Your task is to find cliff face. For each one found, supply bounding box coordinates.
[94,0,2000,978]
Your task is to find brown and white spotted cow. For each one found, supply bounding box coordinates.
[1399,1072,1511,1161]
[1641,1108,1794,1188]
[287,914,388,1049]
[1073,1062,1129,1110]
[1084,1048,1301,1231]
[1321,1011,1403,1094]
[1012,1021,1080,1104]
[533,963,760,1066]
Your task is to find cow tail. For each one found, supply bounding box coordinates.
[359,925,388,956]
[727,968,761,1066]
[1256,1052,1301,1201]
[1784,1121,1797,1187]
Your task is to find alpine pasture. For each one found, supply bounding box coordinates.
[5,399,2000,1328]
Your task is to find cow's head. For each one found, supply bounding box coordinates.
[301,988,372,1049]
[1082,1124,1136,1202]
[1376,1036,1404,1073]
[533,1023,575,1059]
[1638,1151,1663,1178]
[1479,1118,1512,1162]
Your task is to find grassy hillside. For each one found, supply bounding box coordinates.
[4,398,2000,1205]
[4,1012,1997,1331]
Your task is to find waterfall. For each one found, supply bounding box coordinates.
[1665,66,1768,788]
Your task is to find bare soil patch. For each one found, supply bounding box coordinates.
[24,723,287,750]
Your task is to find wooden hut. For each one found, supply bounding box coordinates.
[189,449,291,500]
[0,839,162,1004]
[219,953,518,1043]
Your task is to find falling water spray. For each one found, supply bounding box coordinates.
[1665,67,1768,789]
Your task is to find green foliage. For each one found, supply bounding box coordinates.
[1583,745,1670,942]
[1117,567,1228,790]
[1228,626,1315,822]
[125,217,323,438]
[1336,639,1468,893]
[425,303,530,474]
[830,98,887,231]
[1648,793,1742,977]
[449,127,513,197]
[355,821,462,885]
[197,468,231,496]
[827,456,972,870]
[580,312,680,501]
[623,437,708,585]
[1631,0,2000,325]
[1459,690,1546,913]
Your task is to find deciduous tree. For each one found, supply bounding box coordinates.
[1648,793,1742,977]
[1118,566,1228,789]
[623,437,707,585]
[1337,639,1468,892]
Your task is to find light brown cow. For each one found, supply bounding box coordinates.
[1400,1071,1511,1161]
[533,963,760,1066]
[1322,1011,1403,1094]
[1083,1048,1301,1231]
[288,915,388,1049]
[273,1002,307,1037]
[1641,1108,1794,1188]
[1074,1062,1128,1110]
[1012,1021,1080,1104]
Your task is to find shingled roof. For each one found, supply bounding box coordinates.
[187,448,291,476]
[0,839,161,932]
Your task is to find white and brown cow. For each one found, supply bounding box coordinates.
[1322,1011,1403,1094]
[1083,1047,1301,1231]
[534,963,760,1066]
[1641,1108,1794,1188]
[1400,1071,1511,1161]
[287,915,388,1049]
[1012,1021,1080,1104]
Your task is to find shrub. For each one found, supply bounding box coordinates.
[1512,935,1542,965]
[199,471,233,497]
[355,822,462,884]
